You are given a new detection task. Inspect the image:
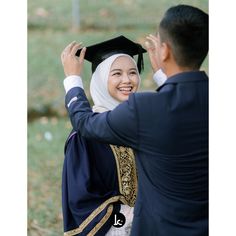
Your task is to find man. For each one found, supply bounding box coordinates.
[61,4,208,236]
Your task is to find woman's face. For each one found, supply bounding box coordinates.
[108,56,140,102]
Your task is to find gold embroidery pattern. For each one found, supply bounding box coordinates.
[64,195,128,236]
[110,145,138,207]
[64,146,137,236]
[87,205,113,236]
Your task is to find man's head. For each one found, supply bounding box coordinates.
[158,5,208,71]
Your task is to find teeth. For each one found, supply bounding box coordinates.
[118,87,132,91]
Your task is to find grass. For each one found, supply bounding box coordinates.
[28,117,72,235]
[28,0,208,235]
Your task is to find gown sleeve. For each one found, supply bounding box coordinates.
[62,131,121,235]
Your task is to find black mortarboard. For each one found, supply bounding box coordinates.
[76,35,146,73]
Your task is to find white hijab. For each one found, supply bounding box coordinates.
[90,54,141,113]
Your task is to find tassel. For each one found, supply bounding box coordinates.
[137,44,144,73]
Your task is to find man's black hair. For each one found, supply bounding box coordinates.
[159,5,208,69]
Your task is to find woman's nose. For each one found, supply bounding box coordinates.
[122,74,130,83]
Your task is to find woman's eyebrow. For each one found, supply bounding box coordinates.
[110,68,122,72]
[110,67,137,72]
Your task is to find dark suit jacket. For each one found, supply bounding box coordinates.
[65,71,209,236]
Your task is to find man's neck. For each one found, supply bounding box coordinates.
[164,63,198,78]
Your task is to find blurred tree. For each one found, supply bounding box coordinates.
[72,0,80,29]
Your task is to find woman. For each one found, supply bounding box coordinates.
[62,36,144,236]
[61,35,167,236]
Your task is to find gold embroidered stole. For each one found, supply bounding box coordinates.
[64,146,137,236]
[109,145,138,207]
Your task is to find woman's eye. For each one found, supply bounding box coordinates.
[130,71,137,75]
[113,72,121,76]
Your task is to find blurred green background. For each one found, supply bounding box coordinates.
[28,0,208,235]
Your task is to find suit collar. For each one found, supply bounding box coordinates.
[157,71,208,91]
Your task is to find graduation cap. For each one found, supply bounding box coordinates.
[76,35,146,73]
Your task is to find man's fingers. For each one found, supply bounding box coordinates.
[71,42,83,57]
[146,36,158,45]
[62,41,76,57]
[78,47,87,64]
[66,41,77,53]
[145,38,155,50]
[61,42,83,65]
[148,34,158,40]
[61,52,65,64]
[145,34,159,51]
[144,41,152,50]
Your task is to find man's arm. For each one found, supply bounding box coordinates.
[153,69,167,87]
[66,86,139,149]
[145,34,167,86]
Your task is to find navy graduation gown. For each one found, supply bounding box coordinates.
[62,130,137,236]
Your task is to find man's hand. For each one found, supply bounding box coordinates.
[144,34,160,73]
[61,41,86,77]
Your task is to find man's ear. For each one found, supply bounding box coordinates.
[160,42,170,62]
